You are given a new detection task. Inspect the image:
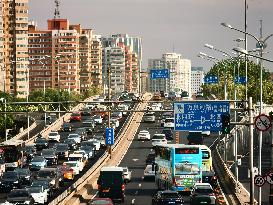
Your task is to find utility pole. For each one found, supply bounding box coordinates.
[107,66,112,158]
[249,97,255,205]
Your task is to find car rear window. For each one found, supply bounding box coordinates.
[152,135,165,139]
[195,187,214,194]
[161,193,180,198]
[98,171,123,185]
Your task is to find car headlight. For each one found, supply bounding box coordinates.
[24,200,30,204]
[14,180,18,183]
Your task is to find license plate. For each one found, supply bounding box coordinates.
[200,202,208,204]
[168,202,175,204]
[102,189,110,192]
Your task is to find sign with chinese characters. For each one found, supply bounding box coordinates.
[150,69,169,79]
[174,102,230,131]
[105,128,114,145]
[204,75,218,84]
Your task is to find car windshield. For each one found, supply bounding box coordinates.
[8,190,29,198]
[15,169,29,175]
[64,139,76,144]
[55,144,68,151]
[161,193,180,199]
[49,132,58,136]
[195,187,214,194]
[32,156,45,162]
[2,172,17,180]
[65,162,78,167]
[152,135,165,139]
[31,180,49,188]
[42,150,54,155]
[165,118,174,123]
[36,138,47,143]
[28,187,42,193]
[68,134,79,138]
[145,113,154,117]
[91,199,112,204]
[38,170,55,178]
[93,116,101,119]
[69,157,81,161]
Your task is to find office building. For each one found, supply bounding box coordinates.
[191,67,204,94]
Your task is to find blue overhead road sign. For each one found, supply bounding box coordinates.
[150,69,169,79]
[105,128,115,145]
[235,76,247,85]
[204,75,218,84]
[174,102,230,131]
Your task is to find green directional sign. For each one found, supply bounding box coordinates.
[183,178,194,187]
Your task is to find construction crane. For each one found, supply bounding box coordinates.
[54,0,60,19]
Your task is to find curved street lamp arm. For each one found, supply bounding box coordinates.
[264,33,273,43]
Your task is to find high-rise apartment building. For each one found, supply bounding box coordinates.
[28,19,102,95]
[148,53,191,95]
[0,0,29,98]
[191,67,204,94]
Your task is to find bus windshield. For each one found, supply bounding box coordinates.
[175,163,199,175]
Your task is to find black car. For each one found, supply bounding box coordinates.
[7,189,35,205]
[41,149,58,165]
[61,123,74,132]
[0,171,23,192]
[145,153,155,165]
[37,168,64,190]
[63,138,78,150]
[31,179,53,197]
[202,171,218,189]
[14,168,32,186]
[81,108,91,116]
[161,128,174,140]
[34,138,49,151]
[75,128,88,141]
[21,145,36,163]
[152,190,184,205]
[54,143,69,159]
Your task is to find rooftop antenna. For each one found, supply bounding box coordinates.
[54,0,60,19]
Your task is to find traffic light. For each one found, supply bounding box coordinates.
[221,113,230,134]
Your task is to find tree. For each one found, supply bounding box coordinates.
[202,58,273,104]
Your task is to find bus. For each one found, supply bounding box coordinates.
[0,140,25,170]
[191,145,212,172]
[154,144,203,192]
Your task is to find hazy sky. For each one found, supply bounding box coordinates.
[29,0,273,72]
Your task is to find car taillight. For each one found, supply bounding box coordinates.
[208,193,215,196]
[69,168,74,172]
[212,176,217,180]
[97,184,101,189]
[121,184,125,191]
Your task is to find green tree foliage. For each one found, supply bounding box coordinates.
[202,58,273,104]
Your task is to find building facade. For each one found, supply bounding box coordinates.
[191,67,204,94]
[0,0,29,98]
[148,53,191,95]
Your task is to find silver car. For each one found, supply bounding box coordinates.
[190,183,216,205]
[143,112,155,123]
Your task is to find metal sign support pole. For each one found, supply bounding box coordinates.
[108,67,111,159]
[249,97,254,205]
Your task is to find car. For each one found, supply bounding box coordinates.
[161,128,174,140]
[93,115,103,124]
[68,153,85,171]
[21,145,36,160]
[117,104,129,115]
[202,131,211,137]
[34,138,49,151]
[145,153,155,165]
[163,118,174,129]
[190,183,216,205]
[81,108,91,116]
[122,167,131,183]
[153,94,161,101]
[93,135,106,148]
[37,168,64,190]
[7,189,35,205]
[70,112,82,122]
[63,138,78,150]
[29,156,47,171]
[31,179,53,198]
[27,186,48,204]
[202,171,218,189]
[61,123,74,132]
[79,146,95,159]
[63,161,81,175]
[73,150,89,162]
[152,190,184,205]
[112,112,123,120]
[54,143,69,159]
[41,149,58,165]
[88,198,114,205]
[61,165,75,181]
[137,130,151,140]
[143,112,156,123]
[144,164,155,180]
[161,112,173,126]
[110,118,120,128]
[88,138,101,151]
[67,133,82,144]
[0,171,23,192]
[48,131,61,142]
[75,128,88,141]
[151,134,167,147]
[14,168,32,186]
[82,120,96,132]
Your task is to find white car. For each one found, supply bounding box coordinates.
[67,133,81,144]
[117,104,129,115]
[63,161,81,175]
[88,139,101,151]
[151,134,167,147]
[48,131,60,142]
[73,150,89,161]
[138,130,151,140]
[93,135,106,147]
[144,164,155,179]
[93,115,103,124]
[122,167,132,183]
[68,153,85,171]
[143,112,156,123]
[110,118,120,128]
[28,186,48,204]
[163,118,174,129]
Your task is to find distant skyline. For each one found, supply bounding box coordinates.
[29,0,273,72]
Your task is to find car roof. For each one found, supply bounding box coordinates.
[101,166,123,172]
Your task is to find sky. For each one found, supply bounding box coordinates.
[29,0,273,72]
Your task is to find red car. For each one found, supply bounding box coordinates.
[70,112,81,122]
[89,198,114,205]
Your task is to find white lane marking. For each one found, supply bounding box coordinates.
[131,199,135,204]
[135,190,138,195]
[132,158,139,162]
[138,183,142,187]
